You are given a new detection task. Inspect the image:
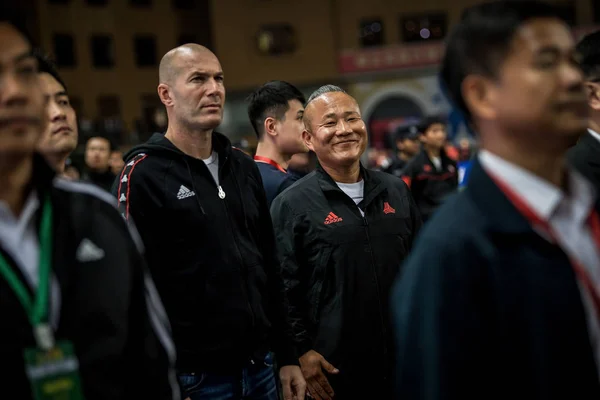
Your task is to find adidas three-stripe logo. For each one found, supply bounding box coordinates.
[177,185,195,200]
[324,212,343,225]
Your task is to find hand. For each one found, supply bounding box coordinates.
[299,350,339,400]
[280,365,307,400]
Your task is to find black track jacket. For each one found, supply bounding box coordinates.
[113,132,296,373]
[270,164,422,398]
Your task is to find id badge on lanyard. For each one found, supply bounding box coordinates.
[0,196,85,400]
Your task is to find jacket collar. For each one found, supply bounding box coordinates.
[582,129,600,153]
[465,158,534,234]
[468,156,600,234]
[124,130,233,164]
[316,162,386,206]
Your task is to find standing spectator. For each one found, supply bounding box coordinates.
[34,51,77,175]
[0,9,178,400]
[247,80,308,206]
[82,135,115,191]
[392,2,600,399]
[109,148,125,176]
[271,85,421,400]
[401,116,458,222]
[114,44,305,400]
[384,122,421,177]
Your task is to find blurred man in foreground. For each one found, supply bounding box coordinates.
[393,2,600,398]
[0,8,178,399]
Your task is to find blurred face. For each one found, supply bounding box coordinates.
[303,92,368,168]
[0,23,45,158]
[275,99,308,154]
[37,72,78,157]
[164,49,225,131]
[109,150,124,175]
[85,137,110,171]
[399,137,420,156]
[420,123,447,150]
[475,18,587,143]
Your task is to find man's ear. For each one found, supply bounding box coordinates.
[157,84,173,107]
[586,82,600,112]
[462,74,498,122]
[302,129,314,152]
[264,116,278,138]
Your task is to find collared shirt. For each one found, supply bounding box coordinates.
[479,150,600,377]
[0,191,61,329]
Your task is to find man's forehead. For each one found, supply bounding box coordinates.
[178,51,222,73]
[309,92,359,116]
[513,18,574,54]
[39,73,66,94]
[287,98,304,111]
[0,24,31,66]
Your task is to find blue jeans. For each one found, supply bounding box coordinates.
[178,353,279,400]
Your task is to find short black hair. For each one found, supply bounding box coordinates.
[419,116,446,135]
[440,0,564,123]
[577,30,600,81]
[34,50,68,93]
[247,80,306,139]
[86,135,116,152]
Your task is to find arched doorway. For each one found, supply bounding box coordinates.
[367,95,424,149]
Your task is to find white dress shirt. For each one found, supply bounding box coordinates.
[0,191,61,329]
[479,150,600,377]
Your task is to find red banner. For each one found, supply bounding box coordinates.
[338,25,600,74]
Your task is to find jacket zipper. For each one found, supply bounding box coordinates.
[217,158,256,331]
[362,215,389,360]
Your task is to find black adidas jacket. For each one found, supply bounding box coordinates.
[112,132,296,373]
[270,164,422,399]
[1,155,178,400]
[401,149,458,221]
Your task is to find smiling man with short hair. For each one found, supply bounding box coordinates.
[270,84,421,400]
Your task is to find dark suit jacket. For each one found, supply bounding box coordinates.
[392,159,600,400]
[567,131,600,188]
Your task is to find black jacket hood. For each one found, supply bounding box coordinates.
[123,131,233,162]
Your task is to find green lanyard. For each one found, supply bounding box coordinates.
[0,195,54,349]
